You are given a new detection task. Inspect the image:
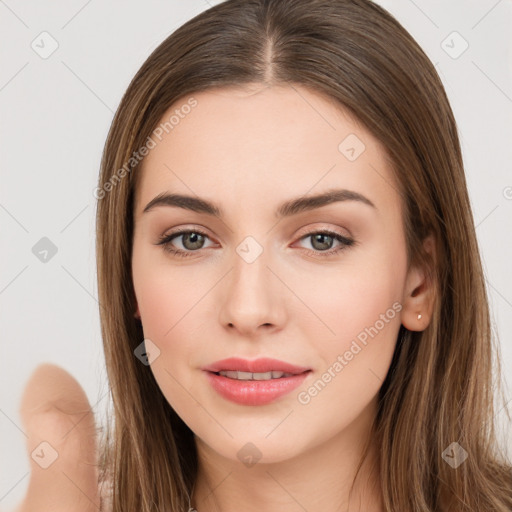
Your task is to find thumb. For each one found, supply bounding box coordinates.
[16,363,101,512]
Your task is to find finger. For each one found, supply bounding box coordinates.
[17,363,101,512]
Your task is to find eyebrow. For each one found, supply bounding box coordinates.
[142,188,377,218]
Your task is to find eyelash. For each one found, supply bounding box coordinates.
[156,227,355,259]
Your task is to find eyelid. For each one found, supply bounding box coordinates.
[293,223,353,240]
[161,224,212,237]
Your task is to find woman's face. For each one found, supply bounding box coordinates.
[131,84,416,464]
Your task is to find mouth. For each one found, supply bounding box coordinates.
[202,357,312,406]
[210,370,310,380]
[202,356,311,376]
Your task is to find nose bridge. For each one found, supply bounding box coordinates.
[219,234,281,330]
[231,234,271,298]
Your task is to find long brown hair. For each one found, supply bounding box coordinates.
[95,0,512,510]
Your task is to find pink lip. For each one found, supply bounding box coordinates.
[201,357,310,374]
[201,357,312,406]
[204,371,310,406]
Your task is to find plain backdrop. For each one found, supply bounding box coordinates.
[1,0,511,508]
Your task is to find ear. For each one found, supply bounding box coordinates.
[134,300,141,320]
[401,234,437,332]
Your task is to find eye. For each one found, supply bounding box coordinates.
[156,228,215,258]
[295,229,355,257]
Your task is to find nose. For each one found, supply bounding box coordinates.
[218,244,285,336]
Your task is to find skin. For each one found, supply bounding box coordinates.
[16,364,101,512]
[131,84,435,512]
[13,84,434,512]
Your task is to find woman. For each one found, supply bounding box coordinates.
[17,0,512,511]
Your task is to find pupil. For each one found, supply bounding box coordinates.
[184,232,204,250]
[313,234,332,251]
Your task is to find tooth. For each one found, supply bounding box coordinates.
[236,371,253,380]
[219,370,238,379]
[253,371,273,380]
[217,370,296,380]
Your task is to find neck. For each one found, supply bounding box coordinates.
[191,399,384,512]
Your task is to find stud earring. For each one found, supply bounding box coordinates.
[417,313,422,320]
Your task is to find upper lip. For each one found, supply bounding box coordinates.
[202,357,311,375]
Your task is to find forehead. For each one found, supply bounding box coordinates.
[134,84,400,219]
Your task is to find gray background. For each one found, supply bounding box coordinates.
[1,0,511,508]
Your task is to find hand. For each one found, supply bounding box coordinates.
[13,363,102,512]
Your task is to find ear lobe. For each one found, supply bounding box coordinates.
[401,234,437,332]
[134,302,141,320]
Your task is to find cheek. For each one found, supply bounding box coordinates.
[132,248,206,341]
[301,271,402,374]
[132,247,217,397]
[287,275,403,453]
[132,260,203,420]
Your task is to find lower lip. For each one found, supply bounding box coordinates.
[204,371,311,406]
